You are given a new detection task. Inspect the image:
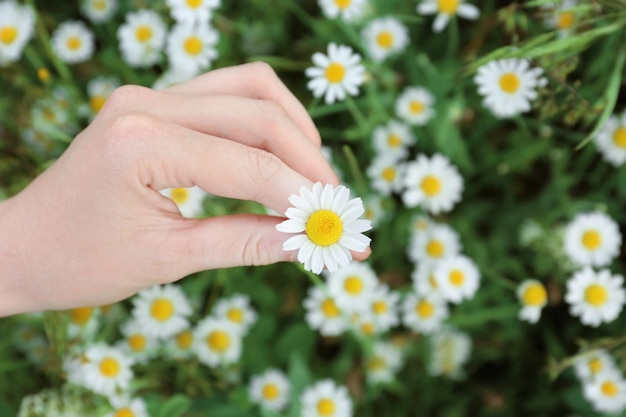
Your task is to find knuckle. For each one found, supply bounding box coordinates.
[101,113,160,163]
[247,61,277,81]
[104,84,155,111]
[244,147,283,192]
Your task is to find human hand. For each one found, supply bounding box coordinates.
[0,62,367,316]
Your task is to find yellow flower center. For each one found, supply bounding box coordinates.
[382,167,397,182]
[426,239,444,258]
[420,175,442,197]
[38,68,50,82]
[70,307,93,325]
[325,62,346,84]
[99,357,120,378]
[409,100,425,115]
[429,274,439,288]
[93,0,107,10]
[150,298,175,322]
[321,298,340,318]
[227,307,244,323]
[581,230,602,250]
[499,73,521,94]
[184,36,203,56]
[317,399,336,416]
[90,95,107,113]
[584,284,608,307]
[612,127,626,148]
[449,269,465,287]
[207,330,230,352]
[588,358,603,375]
[170,188,190,204]
[186,0,203,8]
[262,383,280,400]
[114,408,135,417]
[305,209,343,246]
[416,300,435,318]
[368,356,386,370]
[557,11,575,30]
[135,25,153,43]
[176,330,193,349]
[437,0,460,14]
[361,322,375,335]
[334,0,351,9]
[521,283,547,306]
[128,334,146,352]
[601,380,618,397]
[344,276,364,295]
[0,26,18,45]
[66,36,82,51]
[387,133,402,148]
[376,31,394,49]
[372,300,388,315]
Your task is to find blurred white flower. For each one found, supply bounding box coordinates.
[300,379,353,417]
[117,10,167,67]
[0,0,35,66]
[362,17,409,62]
[395,86,435,126]
[167,0,220,24]
[593,110,626,167]
[131,284,193,339]
[429,327,472,379]
[516,279,548,323]
[249,369,291,412]
[117,318,159,364]
[402,290,449,334]
[563,211,622,267]
[51,21,95,64]
[365,341,403,384]
[408,221,462,266]
[434,255,481,304]
[326,262,378,313]
[81,0,117,24]
[582,369,626,414]
[193,317,242,367]
[367,153,406,196]
[318,0,367,22]
[417,0,480,33]
[303,286,347,336]
[166,22,219,75]
[574,349,618,382]
[371,120,415,161]
[213,294,258,335]
[565,267,625,327]
[159,186,208,218]
[82,344,134,398]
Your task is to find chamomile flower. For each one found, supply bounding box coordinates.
[0,0,35,66]
[159,185,208,218]
[362,194,386,229]
[582,369,626,414]
[367,154,406,195]
[367,284,400,332]
[164,327,195,359]
[395,86,435,126]
[105,398,148,417]
[213,294,258,334]
[305,43,366,104]
[408,222,462,265]
[402,291,449,334]
[516,279,548,323]
[276,182,372,274]
[365,341,403,385]
[474,58,547,118]
[194,317,242,367]
[563,211,622,267]
[67,306,100,339]
[412,263,440,294]
[402,153,464,214]
[593,110,626,167]
[249,369,291,412]
[362,17,409,62]
[544,0,578,38]
[429,327,472,379]
[86,76,119,115]
[117,10,167,67]
[131,284,192,339]
[300,379,353,417]
[434,255,481,304]
[166,0,220,24]
[565,267,625,327]
[326,262,378,313]
[81,0,117,24]
[82,344,134,397]
[117,319,158,364]
[51,21,95,64]
[411,214,432,233]
[166,23,219,75]
[417,0,480,33]
[574,349,618,382]
[372,120,415,161]
[318,0,367,22]
[303,286,347,336]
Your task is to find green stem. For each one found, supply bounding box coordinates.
[345,95,369,130]
[342,144,367,194]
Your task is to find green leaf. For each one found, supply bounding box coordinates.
[155,394,191,417]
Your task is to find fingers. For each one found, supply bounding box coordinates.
[165,62,322,146]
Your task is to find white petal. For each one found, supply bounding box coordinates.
[276,219,305,233]
[433,14,449,32]
[283,234,308,251]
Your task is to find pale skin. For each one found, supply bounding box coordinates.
[0,62,369,317]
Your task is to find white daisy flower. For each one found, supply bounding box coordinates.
[87,76,119,115]
[412,263,440,295]
[159,185,208,218]
[164,327,195,360]
[351,311,378,337]
[516,279,548,324]
[411,214,432,233]
[365,341,403,385]
[82,344,134,397]
[574,349,618,382]
[395,86,436,126]
[367,284,400,332]
[434,255,481,304]
[193,317,242,367]
[81,0,117,24]
[361,17,409,62]
[117,318,159,364]
[402,291,449,334]
[0,0,35,66]
[582,369,626,414]
[105,398,148,417]
[407,221,462,266]
[305,43,366,104]
[66,306,100,339]
[362,194,387,229]
[248,369,291,412]
[166,22,219,76]
[429,327,472,379]
[372,120,415,161]
[166,0,220,24]
[367,153,406,196]
[543,0,578,38]
[474,58,547,118]
[318,0,367,22]
[564,211,622,267]
[131,284,192,339]
[402,153,464,214]
[51,21,95,64]
[593,110,626,167]
[117,9,167,67]
[417,0,480,33]
[213,294,258,335]
[303,286,347,336]
[300,379,353,417]
[276,182,372,274]
[326,262,378,313]
[565,267,625,327]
